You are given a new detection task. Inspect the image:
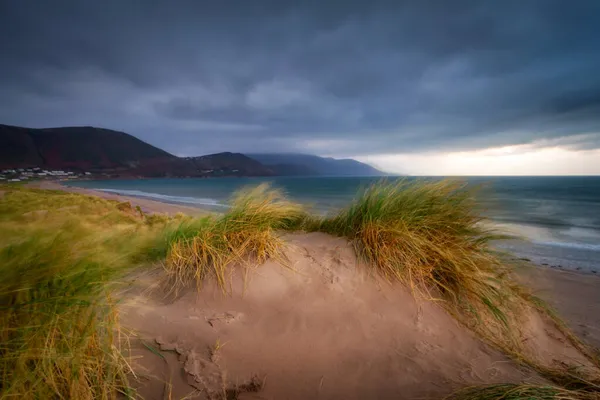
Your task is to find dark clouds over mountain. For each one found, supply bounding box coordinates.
[1,1,599,157]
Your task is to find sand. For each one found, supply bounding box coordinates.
[30,181,204,215]
[116,233,598,399]
[19,182,600,398]
[519,266,600,350]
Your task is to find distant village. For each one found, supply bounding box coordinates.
[0,167,92,182]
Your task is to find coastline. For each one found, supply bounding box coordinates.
[35,179,600,349]
[5,179,600,398]
[30,180,206,216]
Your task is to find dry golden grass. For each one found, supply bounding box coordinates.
[313,179,600,382]
[0,231,131,399]
[316,180,516,325]
[446,383,600,400]
[0,186,178,399]
[162,183,306,294]
[2,181,599,398]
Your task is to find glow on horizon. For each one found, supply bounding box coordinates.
[356,145,600,176]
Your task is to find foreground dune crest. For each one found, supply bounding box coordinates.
[122,233,596,399]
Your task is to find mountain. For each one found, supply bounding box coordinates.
[0,124,178,174]
[0,124,385,178]
[185,152,274,176]
[246,153,385,177]
[0,125,272,177]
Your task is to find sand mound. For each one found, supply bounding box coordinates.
[119,233,595,399]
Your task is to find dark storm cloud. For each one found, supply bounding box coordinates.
[1,0,599,156]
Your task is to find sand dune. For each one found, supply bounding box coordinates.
[519,266,600,350]
[21,181,600,398]
[117,233,599,399]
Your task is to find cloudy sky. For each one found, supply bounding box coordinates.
[1,1,599,175]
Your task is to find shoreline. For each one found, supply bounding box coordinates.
[29,180,206,216]
[29,181,600,340]
[24,180,600,346]
[31,180,600,273]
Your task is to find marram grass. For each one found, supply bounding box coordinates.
[2,181,600,398]
[312,179,600,383]
[0,232,131,399]
[446,383,600,400]
[0,186,177,399]
[149,180,599,370]
[161,183,306,294]
[315,180,520,332]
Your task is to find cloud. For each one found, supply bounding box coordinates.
[1,0,599,161]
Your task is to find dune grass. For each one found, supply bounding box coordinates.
[152,180,527,349]
[0,185,178,399]
[158,183,306,294]
[312,180,524,340]
[0,234,130,399]
[2,181,599,398]
[446,383,600,400]
[313,180,600,383]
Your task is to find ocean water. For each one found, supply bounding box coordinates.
[66,176,600,272]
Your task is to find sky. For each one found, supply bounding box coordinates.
[1,1,599,175]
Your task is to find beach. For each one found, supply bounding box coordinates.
[65,176,600,274]
[35,181,600,350]
[32,180,206,216]
[519,266,600,349]
[21,180,599,399]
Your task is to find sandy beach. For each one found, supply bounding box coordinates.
[519,266,600,349]
[31,180,206,216]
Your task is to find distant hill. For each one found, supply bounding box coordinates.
[0,124,386,178]
[185,152,274,176]
[0,125,271,177]
[0,124,179,174]
[246,153,385,177]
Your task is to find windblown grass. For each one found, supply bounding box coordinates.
[446,383,600,400]
[315,180,516,326]
[0,186,177,399]
[0,234,130,399]
[312,179,600,379]
[160,183,306,294]
[2,181,599,397]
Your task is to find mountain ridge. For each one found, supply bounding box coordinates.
[0,124,386,177]
[247,153,384,177]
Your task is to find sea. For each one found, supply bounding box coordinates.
[65,176,600,273]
